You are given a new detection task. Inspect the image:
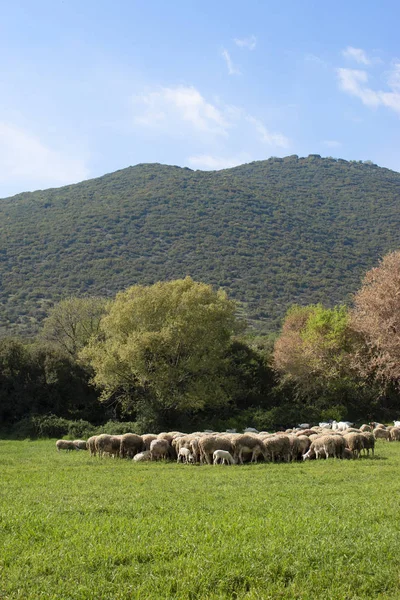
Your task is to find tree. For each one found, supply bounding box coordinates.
[351,250,400,385]
[41,296,107,357]
[80,278,242,417]
[273,304,364,416]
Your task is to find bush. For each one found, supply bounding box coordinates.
[97,421,140,435]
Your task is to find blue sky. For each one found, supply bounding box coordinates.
[1,0,400,197]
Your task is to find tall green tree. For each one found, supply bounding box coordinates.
[80,278,242,416]
[41,296,107,357]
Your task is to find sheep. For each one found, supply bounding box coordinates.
[73,439,87,450]
[373,428,390,441]
[303,435,345,460]
[142,434,158,451]
[213,449,235,465]
[343,432,363,458]
[295,435,311,459]
[390,427,400,442]
[295,429,316,437]
[231,434,266,464]
[177,447,194,464]
[133,451,151,462]
[332,421,353,431]
[262,435,291,463]
[150,438,170,461]
[319,422,332,429]
[359,424,372,432]
[343,448,354,459]
[56,440,75,451]
[198,435,234,465]
[394,421,400,428]
[95,434,122,458]
[120,433,143,459]
[87,435,98,456]
[360,432,375,456]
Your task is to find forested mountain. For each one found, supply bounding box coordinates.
[1,154,400,336]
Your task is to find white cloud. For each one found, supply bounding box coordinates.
[342,46,372,65]
[133,85,290,151]
[221,49,241,75]
[323,140,342,148]
[0,122,89,193]
[337,67,400,114]
[304,53,327,67]
[133,86,229,135]
[187,153,251,170]
[234,35,257,50]
[246,115,290,148]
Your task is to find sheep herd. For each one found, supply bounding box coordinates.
[55,421,400,464]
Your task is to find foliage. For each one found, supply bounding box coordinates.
[0,338,105,426]
[41,296,107,357]
[1,439,400,599]
[1,156,400,337]
[272,304,371,417]
[81,277,242,416]
[351,250,400,386]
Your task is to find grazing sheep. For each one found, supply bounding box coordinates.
[303,435,345,460]
[142,434,158,451]
[177,447,194,464]
[373,428,390,441]
[262,435,291,463]
[87,435,98,456]
[198,435,234,465]
[360,424,372,432]
[96,434,122,458]
[394,421,400,428]
[343,448,354,459]
[231,434,266,464]
[150,438,170,461]
[319,422,332,429]
[56,440,75,451]
[120,433,143,459]
[295,435,311,459]
[390,427,400,442]
[360,432,375,456]
[343,432,363,458]
[332,421,353,431]
[213,449,235,465]
[372,423,386,430]
[133,451,151,462]
[73,440,87,450]
[295,429,315,437]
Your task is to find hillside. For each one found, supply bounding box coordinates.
[1,155,400,336]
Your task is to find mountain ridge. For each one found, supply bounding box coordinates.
[1,155,400,336]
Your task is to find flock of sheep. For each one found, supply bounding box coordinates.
[55,420,400,464]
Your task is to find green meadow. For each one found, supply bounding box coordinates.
[1,439,400,599]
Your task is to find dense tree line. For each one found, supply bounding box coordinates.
[2,252,400,437]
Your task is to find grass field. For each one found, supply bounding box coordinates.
[1,440,400,599]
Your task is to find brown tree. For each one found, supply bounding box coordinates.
[351,250,400,384]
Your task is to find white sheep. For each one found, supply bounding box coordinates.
[133,451,151,462]
[213,449,235,465]
[56,440,75,451]
[394,421,400,428]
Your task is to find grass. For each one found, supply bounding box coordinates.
[1,440,400,599]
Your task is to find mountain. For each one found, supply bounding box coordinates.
[1,154,400,337]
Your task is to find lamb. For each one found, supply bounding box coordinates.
[177,447,194,464]
[150,438,170,460]
[213,449,235,465]
[56,440,75,451]
[73,439,87,450]
[133,451,151,462]
[119,433,143,459]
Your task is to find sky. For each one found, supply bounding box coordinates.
[1,0,400,197]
